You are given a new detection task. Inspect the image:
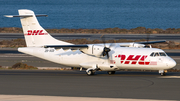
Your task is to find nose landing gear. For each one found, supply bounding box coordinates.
[160,72,166,76]
[159,70,167,76]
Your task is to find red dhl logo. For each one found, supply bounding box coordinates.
[24,30,48,35]
[115,54,157,65]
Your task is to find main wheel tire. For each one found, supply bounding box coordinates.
[92,70,95,75]
[111,71,115,74]
[87,70,94,76]
[107,71,115,75]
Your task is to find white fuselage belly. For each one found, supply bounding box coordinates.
[18,47,102,67]
[18,46,175,71]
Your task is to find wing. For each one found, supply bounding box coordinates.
[44,45,88,49]
[137,40,166,44]
[44,40,166,49]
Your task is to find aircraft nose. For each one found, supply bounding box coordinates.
[168,58,176,68]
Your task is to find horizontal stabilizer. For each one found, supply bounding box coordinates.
[4,14,47,18]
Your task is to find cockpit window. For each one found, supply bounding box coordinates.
[150,52,167,57]
[150,52,154,56]
[154,53,159,56]
[159,52,166,56]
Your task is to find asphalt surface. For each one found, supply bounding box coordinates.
[0,70,180,101]
[1,33,180,41]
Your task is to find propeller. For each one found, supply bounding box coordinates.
[100,35,114,59]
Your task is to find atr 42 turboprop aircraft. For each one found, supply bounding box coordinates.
[5,9,176,76]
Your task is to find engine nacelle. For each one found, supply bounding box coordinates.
[80,45,104,57]
[129,43,145,48]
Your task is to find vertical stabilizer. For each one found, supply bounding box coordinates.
[18,9,72,47]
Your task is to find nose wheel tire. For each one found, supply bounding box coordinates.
[159,70,166,76]
[160,72,166,76]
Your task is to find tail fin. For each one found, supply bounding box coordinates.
[6,9,72,47]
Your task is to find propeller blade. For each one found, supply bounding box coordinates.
[106,51,109,59]
[146,33,150,44]
[109,42,116,49]
[100,34,106,47]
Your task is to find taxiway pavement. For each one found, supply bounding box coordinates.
[0,70,180,101]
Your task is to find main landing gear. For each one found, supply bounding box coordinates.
[86,71,116,75]
[107,71,116,75]
[86,70,95,76]
[86,64,98,76]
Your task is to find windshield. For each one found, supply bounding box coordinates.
[159,52,166,56]
[150,52,167,57]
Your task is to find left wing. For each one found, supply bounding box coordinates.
[137,40,166,44]
[44,40,166,56]
[44,40,166,49]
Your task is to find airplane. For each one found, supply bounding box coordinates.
[5,9,176,76]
